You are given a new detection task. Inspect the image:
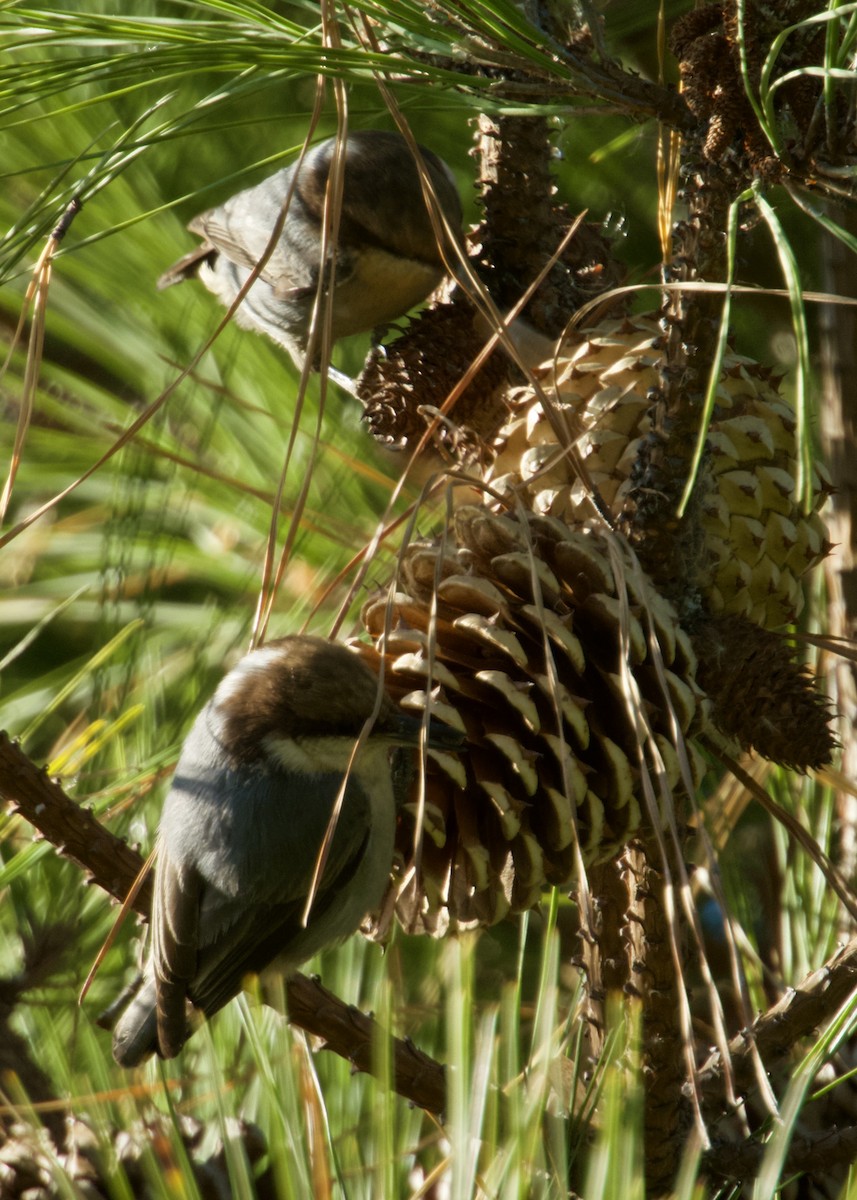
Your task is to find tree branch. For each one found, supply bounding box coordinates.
[705,1125,857,1182]
[699,936,857,1103]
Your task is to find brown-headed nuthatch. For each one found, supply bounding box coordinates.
[157,130,462,375]
[111,635,463,1066]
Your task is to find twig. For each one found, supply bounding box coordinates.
[0,730,153,910]
[705,1124,857,1182]
[286,973,446,1115]
[699,935,857,1102]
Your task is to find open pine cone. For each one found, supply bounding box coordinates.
[354,312,835,934]
[487,314,832,631]
[358,505,708,935]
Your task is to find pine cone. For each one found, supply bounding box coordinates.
[359,505,707,934]
[488,314,832,630]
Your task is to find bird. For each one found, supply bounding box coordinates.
[157,130,463,378]
[111,634,464,1067]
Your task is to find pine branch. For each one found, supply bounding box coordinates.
[705,1124,857,1182]
[699,935,857,1102]
[0,730,154,911]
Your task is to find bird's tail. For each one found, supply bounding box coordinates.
[110,976,160,1067]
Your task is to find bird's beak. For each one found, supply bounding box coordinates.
[384,711,466,752]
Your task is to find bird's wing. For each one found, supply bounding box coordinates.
[151,843,204,1058]
[187,823,370,1018]
[187,196,315,294]
[189,194,367,303]
[187,208,272,274]
[158,757,375,1020]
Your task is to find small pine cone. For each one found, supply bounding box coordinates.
[359,505,708,934]
[487,313,832,630]
[693,615,835,770]
[357,298,511,465]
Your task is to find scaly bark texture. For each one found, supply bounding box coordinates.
[574,860,632,1065]
[621,838,691,1197]
[473,113,625,336]
[818,209,857,899]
